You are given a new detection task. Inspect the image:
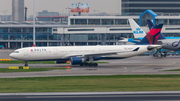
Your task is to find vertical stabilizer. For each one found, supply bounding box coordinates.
[137,24,163,45]
[129,19,146,38]
[146,19,166,40]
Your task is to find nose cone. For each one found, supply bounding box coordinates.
[9,53,14,58]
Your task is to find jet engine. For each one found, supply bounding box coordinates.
[70,57,85,65]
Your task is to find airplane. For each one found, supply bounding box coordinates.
[9,24,163,67]
[129,19,180,57]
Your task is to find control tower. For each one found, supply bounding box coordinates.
[12,0,24,22]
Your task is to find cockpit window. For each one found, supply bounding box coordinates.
[13,51,19,53]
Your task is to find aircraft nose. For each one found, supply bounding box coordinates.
[9,53,14,58]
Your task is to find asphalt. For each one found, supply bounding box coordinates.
[0,55,180,78]
[0,49,14,60]
[1,50,180,100]
[1,49,180,78]
[0,91,180,101]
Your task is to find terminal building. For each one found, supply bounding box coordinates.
[0,10,180,49]
[121,0,180,15]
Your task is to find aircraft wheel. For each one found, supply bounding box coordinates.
[164,54,167,57]
[88,63,93,67]
[24,61,28,66]
[93,63,98,67]
[161,54,164,57]
[85,63,89,66]
[80,63,84,66]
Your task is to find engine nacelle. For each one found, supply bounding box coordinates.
[55,60,68,64]
[70,57,85,65]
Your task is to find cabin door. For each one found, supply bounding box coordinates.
[24,49,29,56]
[53,49,58,55]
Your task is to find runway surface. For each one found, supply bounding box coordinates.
[1,91,180,101]
[1,55,180,78]
[0,49,14,60]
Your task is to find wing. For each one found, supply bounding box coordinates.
[62,52,117,58]
[62,47,140,59]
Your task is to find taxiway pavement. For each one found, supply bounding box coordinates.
[0,56,180,78]
[0,91,180,101]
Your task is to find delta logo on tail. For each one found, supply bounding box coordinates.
[137,24,163,45]
[146,19,166,40]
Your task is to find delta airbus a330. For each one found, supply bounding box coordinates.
[9,24,163,67]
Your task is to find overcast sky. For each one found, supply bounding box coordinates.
[0,0,121,16]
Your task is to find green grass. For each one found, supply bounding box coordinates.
[0,68,69,73]
[0,60,108,64]
[166,69,180,71]
[1,74,180,93]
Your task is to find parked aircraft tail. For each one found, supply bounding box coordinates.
[146,19,166,40]
[128,19,146,39]
[137,24,163,45]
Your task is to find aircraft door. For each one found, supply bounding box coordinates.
[53,49,58,55]
[24,49,29,56]
[98,46,101,53]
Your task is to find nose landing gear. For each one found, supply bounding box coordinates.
[24,61,28,66]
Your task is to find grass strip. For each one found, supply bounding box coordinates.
[0,68,69,73]
[0,74,180,92]
[166,69,180,71]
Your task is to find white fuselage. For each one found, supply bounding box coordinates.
[9,45,156,61]
[160,39,180,51]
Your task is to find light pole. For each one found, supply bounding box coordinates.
[78,2,81,16]
[33,0,36,47]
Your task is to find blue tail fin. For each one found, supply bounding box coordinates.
[137,24,163,45]
[146,19,166,40]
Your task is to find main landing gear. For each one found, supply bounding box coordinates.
[24,61,28,66]
[153,53,167,57]
[79,62,98,67]
[79,57,98,67]
[153,49,167,57]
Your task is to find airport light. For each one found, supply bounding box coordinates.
[78,2,81,16]
[33,0,36,47]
